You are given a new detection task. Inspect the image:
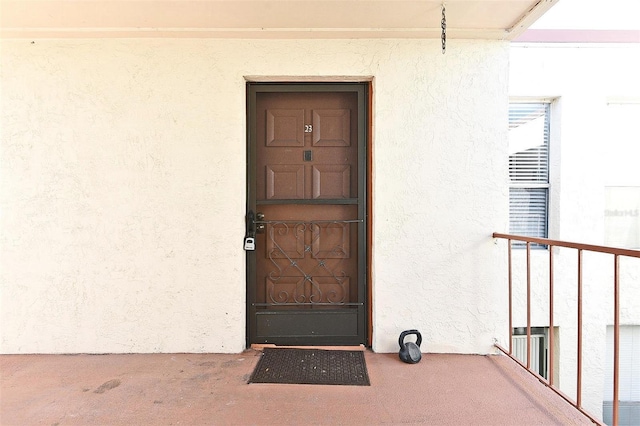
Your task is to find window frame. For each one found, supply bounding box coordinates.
[508,99,553,248]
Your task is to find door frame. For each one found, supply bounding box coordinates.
[245,82,372,347]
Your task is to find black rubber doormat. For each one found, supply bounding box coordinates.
[248,348,370,386]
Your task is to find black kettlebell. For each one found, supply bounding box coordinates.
[398,329,422,364]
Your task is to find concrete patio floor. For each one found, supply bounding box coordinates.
[1,349,594,425]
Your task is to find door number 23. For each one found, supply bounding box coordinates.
[304,125,313,133]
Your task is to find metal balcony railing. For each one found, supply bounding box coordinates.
[493,233,640,426]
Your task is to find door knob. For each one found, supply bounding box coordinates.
[256,212,265,233]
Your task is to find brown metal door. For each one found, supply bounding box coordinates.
[247,84,367,346]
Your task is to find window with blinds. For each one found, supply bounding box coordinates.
[512,327,548,379]
[603,325,640,426]
[508,102,550,247]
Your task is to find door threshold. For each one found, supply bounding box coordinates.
[251,344,366,352]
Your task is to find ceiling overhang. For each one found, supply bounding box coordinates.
[0,0,559,40]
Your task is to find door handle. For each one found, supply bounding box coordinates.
[246,210,265,237]
[255,212,265,234]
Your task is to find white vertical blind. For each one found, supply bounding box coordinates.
[508,103,550,241]
[512,327,548,379]
[603,326,640,426]
[513,334,545,376]
[603,325,640,401]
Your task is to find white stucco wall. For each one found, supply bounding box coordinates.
[509,43,640,418]
[0,38,509,354]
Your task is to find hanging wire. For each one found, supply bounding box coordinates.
[441,3,447,54]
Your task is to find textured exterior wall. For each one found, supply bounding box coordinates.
[509,44,640,418]
[0,39,509,354]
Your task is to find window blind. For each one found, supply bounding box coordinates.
[508,103,550,243]
[603,325,640,426]
[509,188,548,237]
[509,103,550,183]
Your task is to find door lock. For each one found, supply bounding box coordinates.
[256,212,265,233]
[243,237,255,251]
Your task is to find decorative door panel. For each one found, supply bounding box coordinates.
[312,220,350,259]
[247,85,367,346]
[265,276,351,305]
[266,109,304,147]
[312,165,351,199]
[254,204,359,313]
[256,92,359,202]
[266,165,305,199]
[312,109,351,146]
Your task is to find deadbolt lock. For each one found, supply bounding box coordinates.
[256,212,265,233]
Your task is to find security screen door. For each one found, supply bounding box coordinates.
[246,83,367,346]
